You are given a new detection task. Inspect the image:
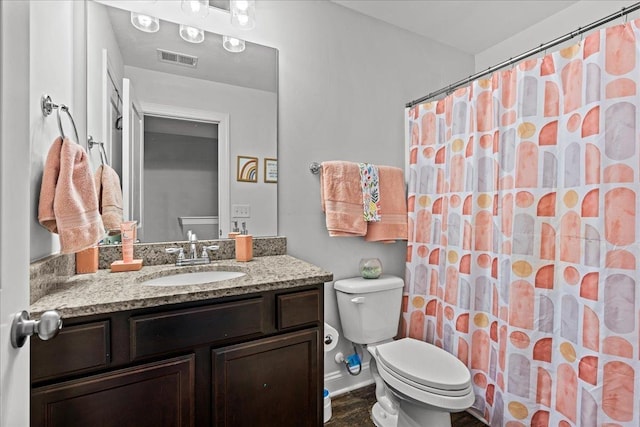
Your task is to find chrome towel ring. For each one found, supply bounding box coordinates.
[88,135,110,166]
[41,94,80,146]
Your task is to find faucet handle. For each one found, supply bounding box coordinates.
[165,247,185,260]
[201,245,219,260]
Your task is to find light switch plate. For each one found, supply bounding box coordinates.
[232,204,251,218]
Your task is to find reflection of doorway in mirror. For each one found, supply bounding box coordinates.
[143,115,220,242]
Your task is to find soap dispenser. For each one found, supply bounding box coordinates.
[235,222,252,262]
[228,220,240,239]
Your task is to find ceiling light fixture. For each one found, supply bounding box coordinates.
[223,36,246,53]
[180,24,205,43]
[181,0,209,18]
[230,0,255,30]
[130,12,160,33]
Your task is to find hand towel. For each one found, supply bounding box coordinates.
[358,163,381,222]
[365,166,408,243]
[38,137,105,254]
[94,164,124,235]
[320,161,367,236]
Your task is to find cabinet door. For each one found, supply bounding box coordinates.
[31,355,195,427]
[213,329,320,427]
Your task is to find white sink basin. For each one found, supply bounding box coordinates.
[141,271,246,286]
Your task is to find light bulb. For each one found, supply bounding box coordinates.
[179,24,205,43]
[235,0,249,11]
[223,36,246,53]
[181,0,209,18]
[131,12,160,33]
[230,0,255,30]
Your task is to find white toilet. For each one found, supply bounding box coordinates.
[334,275,475,427]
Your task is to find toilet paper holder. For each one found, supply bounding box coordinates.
[323,322,339,352]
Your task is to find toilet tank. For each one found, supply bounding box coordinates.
[334,275,404,345]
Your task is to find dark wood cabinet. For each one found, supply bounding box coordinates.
[213,329,320,426]
[31,285,323,427]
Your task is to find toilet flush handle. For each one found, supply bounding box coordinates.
[350,297,366,304]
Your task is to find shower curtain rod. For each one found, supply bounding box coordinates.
[406,2,640,108]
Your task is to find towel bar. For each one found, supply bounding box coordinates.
[309,162,321,174]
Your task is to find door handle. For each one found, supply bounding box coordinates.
[10,310,62,348]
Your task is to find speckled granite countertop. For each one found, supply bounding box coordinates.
[30,255,333,319]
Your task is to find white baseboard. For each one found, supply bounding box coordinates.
[324,361,375,397]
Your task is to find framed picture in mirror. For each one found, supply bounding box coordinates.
[237,156,258,182]
[264,158,277,183]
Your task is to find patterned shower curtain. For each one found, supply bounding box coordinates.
[403,19,640,427]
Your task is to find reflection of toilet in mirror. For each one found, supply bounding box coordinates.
[178,216,219,240]
[334,275,474,427]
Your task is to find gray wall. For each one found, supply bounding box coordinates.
[245,1,475,388]
[143,131,218,242]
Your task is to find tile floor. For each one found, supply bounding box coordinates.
[325,385,486,426]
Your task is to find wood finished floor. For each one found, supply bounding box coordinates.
[325,385,486,427]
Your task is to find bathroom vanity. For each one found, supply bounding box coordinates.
[29,246,331,427]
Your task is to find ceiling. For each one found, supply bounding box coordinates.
[331,0,580,55]
[103,4,277,92]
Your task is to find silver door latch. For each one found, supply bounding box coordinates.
[10,310,62,348]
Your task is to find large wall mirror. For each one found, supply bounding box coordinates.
[87,0,278,243]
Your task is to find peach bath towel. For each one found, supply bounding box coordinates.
[94,164,124,235]
[320,161,367,236]
[365,166,408,243]
[38,137,105,253]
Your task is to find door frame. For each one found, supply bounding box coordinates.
[139,102,230,238]
[0,1,32,425]
[121,78,144,238]
[101,48,122,170]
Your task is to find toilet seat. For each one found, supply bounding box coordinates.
[375,357,475,412]
[368,338,475,412]
[374,338,472,397]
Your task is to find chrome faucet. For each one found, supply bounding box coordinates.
[187,230,198,259]
[165,230,219,266]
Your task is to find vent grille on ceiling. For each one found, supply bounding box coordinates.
[157,49,198,68]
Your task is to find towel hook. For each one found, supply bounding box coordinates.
[41,94,80,145]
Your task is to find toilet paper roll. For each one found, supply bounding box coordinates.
[324,322,339,352]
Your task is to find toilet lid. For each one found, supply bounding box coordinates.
[375,338,471,392]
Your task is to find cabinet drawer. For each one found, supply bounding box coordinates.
[31,320,109,382]
[131,297,265,360]
[277,289,321,329]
